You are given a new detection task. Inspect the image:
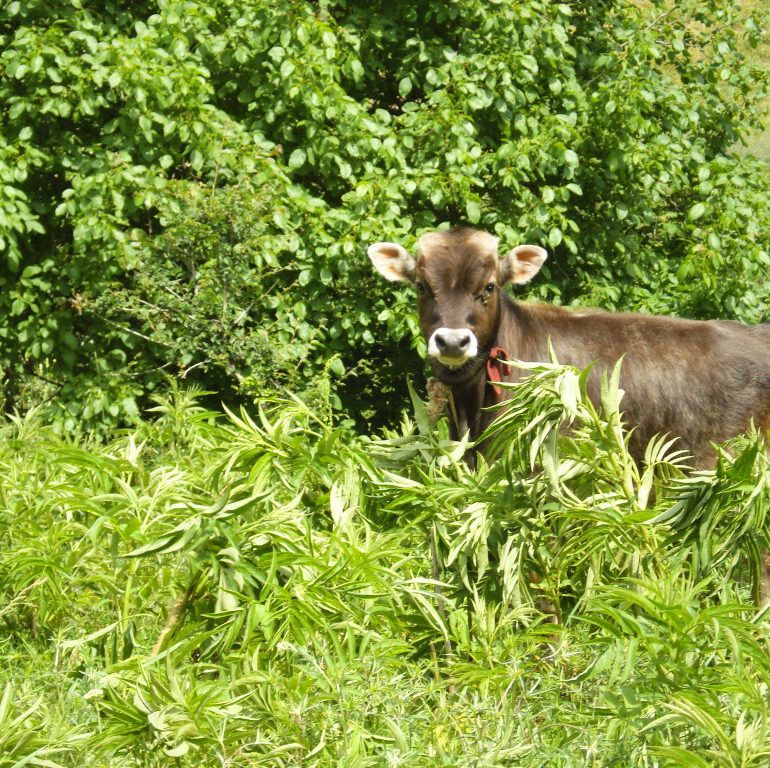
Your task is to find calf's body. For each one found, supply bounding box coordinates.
[369,226,770,604]
[368,227,770,467]
[480,297,770,466]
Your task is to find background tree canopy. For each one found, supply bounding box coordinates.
[1,0,769,430]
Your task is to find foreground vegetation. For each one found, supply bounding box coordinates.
[2,369,770,766]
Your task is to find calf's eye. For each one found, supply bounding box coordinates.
[415,282,425,295]
[477,283,496,304]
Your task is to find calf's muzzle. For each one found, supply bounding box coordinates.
[428,327,478,367]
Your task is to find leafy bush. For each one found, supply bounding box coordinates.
[2,376,770,765]
[1,0,769,429]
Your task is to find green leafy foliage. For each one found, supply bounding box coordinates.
[1,0,769,428]
[2,2,770,764]
[2,379,770,765]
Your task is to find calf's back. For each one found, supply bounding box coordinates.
[503,299,770,466]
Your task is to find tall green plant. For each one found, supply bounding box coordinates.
[2,383,770,765]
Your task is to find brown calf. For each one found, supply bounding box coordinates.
[369,227,770,596]
[369,227,770,462]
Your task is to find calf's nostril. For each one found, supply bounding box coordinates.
[459,334,471,349]
[435,334,447,351]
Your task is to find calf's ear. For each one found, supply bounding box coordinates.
[367,242,416,283]
[499,244,547,285]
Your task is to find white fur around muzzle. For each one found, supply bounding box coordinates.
[427,327,479,367]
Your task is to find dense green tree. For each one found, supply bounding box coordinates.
[0,0,768,428]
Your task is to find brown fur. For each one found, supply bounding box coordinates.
[497,301,770,465]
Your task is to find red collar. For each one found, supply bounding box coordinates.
[486,346,510,397]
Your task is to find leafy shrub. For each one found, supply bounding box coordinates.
[1,0,769,430]
[2,376,770,765]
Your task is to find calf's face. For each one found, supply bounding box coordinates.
[368,228,547,384]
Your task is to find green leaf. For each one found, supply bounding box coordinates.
[329,357,345,376]
[466,200,481,223]
[288,148,306,169]
[189,149,204,171]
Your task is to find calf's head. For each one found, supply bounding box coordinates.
[368,227,547,385]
